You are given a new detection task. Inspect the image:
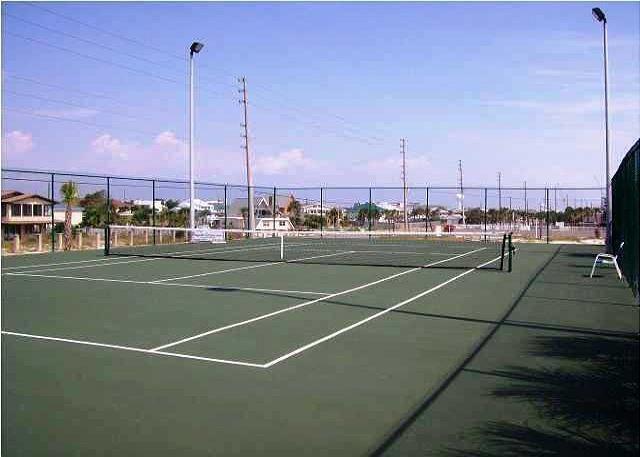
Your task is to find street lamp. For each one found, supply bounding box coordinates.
[591,8,612,250]
[189,41,204,230]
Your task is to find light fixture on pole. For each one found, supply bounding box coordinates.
[591,7,612,251]
[189,41,204,230]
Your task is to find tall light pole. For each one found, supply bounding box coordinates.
[592,7,612,250]
[189,41,204,230]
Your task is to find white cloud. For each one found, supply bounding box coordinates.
[255,149,315,175]
[4,130,34,154]
[91,134,129,159]
[154,131,183,149]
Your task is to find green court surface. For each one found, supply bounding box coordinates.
[2,242,638,456]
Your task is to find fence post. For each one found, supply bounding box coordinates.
[425,186,429,234]
[368,187,372,234]
[484,187,488,241]
[273,186,277,234]
[78,232,83,250]
[13,234,20,253]
[51,173,55,252]
[320,187,324,235]
[38,233,43,252]
[106,176,111,227]
[224,184,228,236]
[152,179,156,245]
[546,187,550,244]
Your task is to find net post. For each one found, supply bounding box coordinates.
[152,179,156,245]
[500,233,506,270]
[273,186,277,236]
[104,225,110,256]
[508,232,513,272]
[279,232,284,260]
[50,173,55,252]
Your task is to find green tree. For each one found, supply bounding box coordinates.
[303,214,325,229]
[286,197,303,227]
[60,181,79,250]
[79,190,113,228]
[132,205,152,226]
[326,207,340,228]
[465,207,484,225]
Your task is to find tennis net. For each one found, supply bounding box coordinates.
[105,225,514,271]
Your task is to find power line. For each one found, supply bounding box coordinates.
[4,89,165,127]
[21,2,392,147]
[4,106,182,139]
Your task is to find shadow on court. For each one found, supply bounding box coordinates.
[445,334,639,457]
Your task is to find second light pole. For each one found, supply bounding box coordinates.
[189,41,204,230]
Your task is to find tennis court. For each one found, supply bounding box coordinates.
[2,235,637,455]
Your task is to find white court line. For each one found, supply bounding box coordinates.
[151,250,356,284]
[2,257,116,271]
[149,247,487,352]
[0,331,266,368]
[3,272,331,296]
[264,253,503,367]
[7,243,282,275]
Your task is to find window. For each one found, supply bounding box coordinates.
[11,204,21,217]
[44,205,51,216]
[33,205,43,216]
[1,204,6,217]
[22,204,33,217]
[279,220,286,226]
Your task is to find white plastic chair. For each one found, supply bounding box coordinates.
[590,242,624,279]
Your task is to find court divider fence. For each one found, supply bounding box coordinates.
[2,167,608,254]
[611,139,639,301]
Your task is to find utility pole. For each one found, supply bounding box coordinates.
[498,172,502,226]
[401,138,408,231]
[239,76,255,232]
[458,160,465,225]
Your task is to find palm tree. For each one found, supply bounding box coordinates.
[327,207,340,228]
[286,197,303,227]
[60,181,79,250]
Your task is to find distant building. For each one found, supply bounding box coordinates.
[302,203,324,216]
[53,205,84,226]
[255,217,295,231]
[132,200,166,212]
[178,198,224,214]
[1,190,56,238]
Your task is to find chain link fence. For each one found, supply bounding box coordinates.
[2,168,608,255]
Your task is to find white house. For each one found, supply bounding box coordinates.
[255,217,295,231]
[302,203,325,216]
[53,205,84,226]
[178,198,224,214]
[132,199,166,212]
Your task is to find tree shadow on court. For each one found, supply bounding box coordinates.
[443,334,639,457]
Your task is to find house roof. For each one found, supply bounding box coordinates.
[1,190,57,204]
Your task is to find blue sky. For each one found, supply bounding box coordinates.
[2,1,639,188]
